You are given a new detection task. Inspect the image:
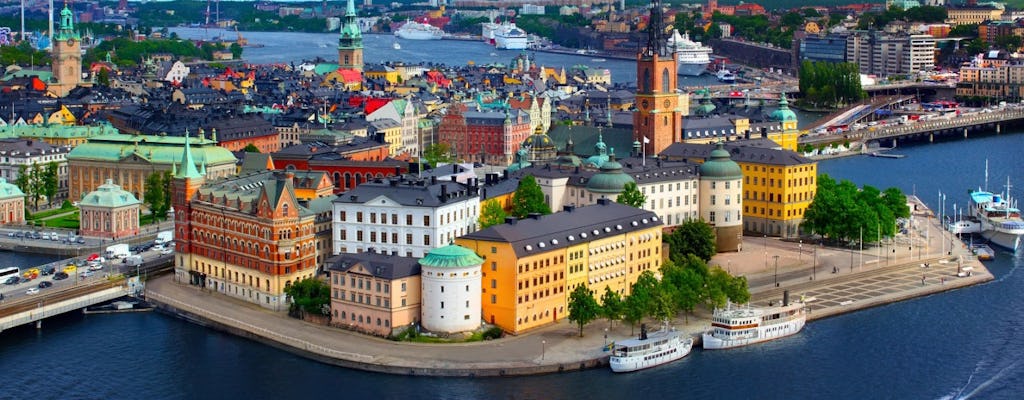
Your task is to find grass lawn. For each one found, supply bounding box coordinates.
[28,206,78,221]
[41,211,80,229]
[140,214,166,226]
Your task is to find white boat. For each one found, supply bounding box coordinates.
[668,29,712,76]
[494,22,528,50]
[482,21,502,45]
[969,177,1024,251]
[948,218,982,234]
[591,58,607,62]
[610,323,693,373]
[394,21,444,40]
[392,41,401,50]
[703,291,807,350]
[716,68,737,83]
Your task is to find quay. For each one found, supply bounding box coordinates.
[144,196,993,377]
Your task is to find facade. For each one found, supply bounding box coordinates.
[698,143,743,252]
[799,34,848,63]
[366,99,421,157]
[50,4,81,97]
[456,199,664,334]
[419,244,484,333]
[846,31,936,76]
[271,140,406,193]
[332,176,481,258]
[175,133,321,310]
[978,20,1024,45]
[0,178,25,224]
[0,139,73,203]
[327,252,421,337]
[67,133,237,203]
[204,114,280,153]
[957,62,1024,99]
[438,105,532,166]
[634,0,685,156]
[78,179,141,239]
[946,4,1003,26]
[338,0,364,71]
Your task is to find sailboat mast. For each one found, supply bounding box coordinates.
[985,159,989,192]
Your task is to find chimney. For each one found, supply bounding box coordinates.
[503,169,508,180]
[431,176,437,185]
[504,216,517,225]
[452,163,458,173]
[563,205,575,212]
[440,184,448,202]
[528,212,542,220]
[783,290,790,307]
[597,198,611,205]
[394,166,402,176]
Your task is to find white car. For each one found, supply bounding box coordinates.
[26,287,39,295]
[160,248,173,255]
[88,264,103,271]
[79,271,95,278]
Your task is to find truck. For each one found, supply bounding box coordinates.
[155,231,174,246]
[105,244,130,259]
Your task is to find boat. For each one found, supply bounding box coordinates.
[703,290,807,350]
[591,58,607,62]
[716,68,737,83]
[968,176,1024,251]
[667,29,712,76]
[609,323,693,373]
[868,152,906,159]
[948,218,982,234]
[494,22,528,50]
[394,21,444,40]
[971,244,996,261]
[392,41,401,50]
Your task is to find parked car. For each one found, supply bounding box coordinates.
[15,231,23,238]
[18,277,30,284]
[41,267,55,276]
[37,281,52,289]
[75,237,85,244]
[31,232,40,239]
[88,264,103,271]
[79,271,95,278]
[25,287,39,295]
[160,247,173,255]
[52,272,68,281]
[4,276,18,285]
[6,232,14,237]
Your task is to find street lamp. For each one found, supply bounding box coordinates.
[542,340,546,361]
[773,255,780,287]
[798,240,803,262]
[812,246,817,281]
[763,235,768,271]
[604,328,608,348]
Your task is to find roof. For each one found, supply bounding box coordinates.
[333,177,479,207]
[461,199,662,258]
[80,179,140,208]
[68,133,237,167]
[586,159,635,193]
[326,252,421,280]
[699,142,742,179]
[419,245,484,269]
[661,141,813,167]
[0,178,24,199]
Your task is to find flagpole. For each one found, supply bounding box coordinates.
[642,136,648,166]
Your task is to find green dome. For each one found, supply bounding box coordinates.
[523,133,555,149]
[80,179,140,208]
[420,245,484,269]
[770,93,798,122]
[587,159,635,194]
[0,178,24,199]
[700,142,742,179]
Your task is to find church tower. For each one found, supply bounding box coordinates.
[633,0,683,157]
[338,0,364,71]
[173,130,206,286]
[51,2,81,97]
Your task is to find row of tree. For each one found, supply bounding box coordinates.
[479,175,553,229]
[801,174,910,245]
[142,171,174,222]
[856,6,948,30]
[798,61,866,109]
[15,162,59,211]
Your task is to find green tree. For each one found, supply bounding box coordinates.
[160,171,173,219]
[567,285,600,337]
[41,162,58,208]
[422,143,454,168]
[705,23,723,40]
[659,257,703,322]
[96,68,110,86]
[229,42,244,59]
[510,175,551,218]
[284,278,331,316]
[615,181,646,208]
[802,174,907,245]
[144,172,166,221]
[599,286,623,328]
[243,143,261,153]
[479,200,508,229]
[664,220,717,263]
[14,164,31,210]
[26,163,44,210]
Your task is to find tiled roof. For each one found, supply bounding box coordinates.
[326,252,421,280]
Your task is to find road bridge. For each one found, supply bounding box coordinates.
[800,109,1024,147]
[0,279,131,332]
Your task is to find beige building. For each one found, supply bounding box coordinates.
[0,178,25,225]
[846,31,936,76]
[957,63,1024,99]
[946,5,1003,26]
[78,179,141,239]
[327,252,422,337]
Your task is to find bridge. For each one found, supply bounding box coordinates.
[801,109,1024,147]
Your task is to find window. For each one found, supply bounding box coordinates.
[401,282,407,292]
[491,262,497,271]
[423,216,430,226]
[710,211,716,223]
[440,301,445,309]
[357,212,363,222]
[491,294,497,304]
[491,279,496,289]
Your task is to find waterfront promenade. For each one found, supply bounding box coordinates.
[145,197,992,376]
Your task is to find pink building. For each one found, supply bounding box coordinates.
[0,178,25,224]
[79,179,140,239]
[327,252,422,337]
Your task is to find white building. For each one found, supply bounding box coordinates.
[366,98,421,156]
[160,60,190,83]
[419,244,484,333]
[520,4,545,15]
[332,176,480,258]
[0,138,73,203]
[698,143,743,252]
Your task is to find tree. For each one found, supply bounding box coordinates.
[229,42,243,59]
[96,68,110,86]
[479,200,508,229]
[802,174,907,245]
[26,163,44,210]
[144,172,166,221]
[160,171,173,219]
[599,286,623,328]
[41,162,58,208]
[510,175,551,218]
[664,220,717,263]
[284,277,331,316]
[615,182,646,208]
[242,143,261,153]
[659,257,703,322]
[567,285,600,337]
[422,143,454,168]
[14,164,31,210]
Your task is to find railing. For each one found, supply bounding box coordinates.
[0,286,126,331]
[861,110,1024,140]
[147,291,373,363]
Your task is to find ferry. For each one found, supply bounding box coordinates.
[703,291,807,350]
[716,68,737,83]
[667,29,712,76]
[969,178,1024,251]
[494,22,528,50]
[394,21,444,40]
[609,323,693,373]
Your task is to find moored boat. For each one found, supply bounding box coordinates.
[394,21,444,40]
[609,323,693,373]
[969,176,1024,252]
[668,29,712,76]
[703,290,807,350]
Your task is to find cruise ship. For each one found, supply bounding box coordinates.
[667,29,712,76]
[609,323,693,373]
[703,291,807,350]
[394,21,444,40]
[969,177,1024,251]
[494,22,528,50]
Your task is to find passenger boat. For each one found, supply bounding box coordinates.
[394,21,444,40]
[969,176,1024,251]
[609,323,693,373]
[703,291,807,350]
[716,68,737,83]
[667,29,712,76]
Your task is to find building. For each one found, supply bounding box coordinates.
[956,60,1024,99]
[0,139,73,203]
[338,0,364,71]
[634,0,684,156]
[419,244,484,333]
[0,178,25,224]
[698,143,743,252]
[174,138,321,310]
[332,176,480,258]
[327,252,421,336]
[78,179,141,239]
[946,4,1003,26]
[978,20,1024,46]
[67,133,237,204]
[366,99,421,157]
[50,4,81,97]
[799,34,849,64]
[846,31,936,77]
[438,105,532,166]
[456,199,664,334]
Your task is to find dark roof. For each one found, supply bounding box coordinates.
[333,176,479,207]
[660,140,813,167]
[326,252,421,280]
[461,199,662,258]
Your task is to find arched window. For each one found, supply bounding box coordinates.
[282,203,289,216]
[662,68,670,93]
[333,172,341,188]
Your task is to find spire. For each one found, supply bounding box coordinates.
[642,0,669,58]
[606,98,613,127]
[176,129,202,179]
[345,0,356,16]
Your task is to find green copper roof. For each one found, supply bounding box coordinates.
[587,155,634,194]
[55,4,81,42]
[80,179,140,208]
[0,178,24,199]
[314,63,341,75]
[770,92,798,122]
[67,133,237,168]
[176,130,202,179]
[700,142,742,179]
[419,245,484,269]
[0,122,118,139]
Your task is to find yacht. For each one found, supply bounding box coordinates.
[969,176,1024,251]
[392,41,401,50]
[494,22,528,50]
[667,29,712,76]
[610,323,693,373]
[716,68,737,83]
[703,291,807,350]
[394,21,444,40]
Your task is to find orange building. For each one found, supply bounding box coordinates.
[327,252,422,337]
[635,0,684,157]
[456,199,663,334]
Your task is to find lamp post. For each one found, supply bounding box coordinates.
[798,240,802,262]
[773,255,779,287]
[542,340,546,361]
[604,328,608,348]
[763,235,768,271]
[812,246,817,281]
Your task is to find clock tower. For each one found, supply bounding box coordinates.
[633,0,683,157]
[338,0,364,71]
[51,3,81,97]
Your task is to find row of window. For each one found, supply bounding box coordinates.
[708,210,742,223]
[742,206,807,218]
[335,310,391,328]
[516,306,564,327]
[340,230,434,247]
[340,211,431,227]
[649,195,697,210]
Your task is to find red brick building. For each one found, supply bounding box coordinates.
[271,139,407,193]
[437,104,532,166]
[204,113,280,153]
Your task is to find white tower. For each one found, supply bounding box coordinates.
[419,244,484,333]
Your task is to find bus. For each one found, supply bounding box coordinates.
[0,267,19,281]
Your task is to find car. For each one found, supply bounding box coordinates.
[160,248,173,255]
[75,237,85,244]
[15,231,23,238]
[79,271,95,278]
[25,287,39,295]
[88,264,103,271]
[6,232,13,237]
[41,267,55,276]
[37,281,52,289]
[31,232,40,239]
[52,272,68,281]
[4,276,18,285]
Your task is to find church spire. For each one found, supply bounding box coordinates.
[176,129,202,179]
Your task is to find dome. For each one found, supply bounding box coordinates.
[769,93,798,122]
[80,179,141,208]
[694,90,717,116]
[522,132,555,150]
[420,245,484,269]
[586,157,635,194]
[700,142,742,179]
[0,178,24,200]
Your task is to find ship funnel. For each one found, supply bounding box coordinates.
[640,323,648,340]
[783,290,790,307]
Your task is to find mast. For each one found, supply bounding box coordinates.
[985,159,989,192]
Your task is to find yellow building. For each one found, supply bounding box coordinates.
[456,199,664,334]
[368,119,403,156]
[946,5,1003,26]
[364,64,400,85]
[766,93,801,152]
[662,142,817,238]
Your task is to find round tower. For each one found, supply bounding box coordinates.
[699,142,743,252]
[420,244,484,333]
